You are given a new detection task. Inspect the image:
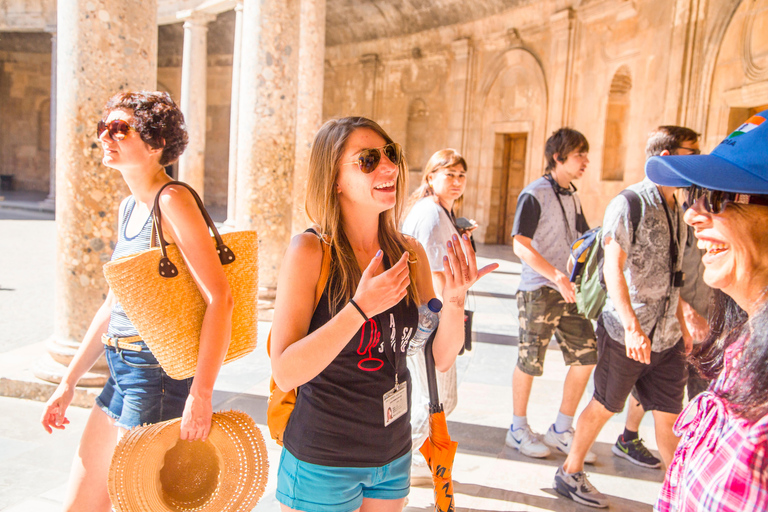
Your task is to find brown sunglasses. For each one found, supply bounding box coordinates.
[686,184,768,214]
[342,143,402,174]
[97,119,137,141]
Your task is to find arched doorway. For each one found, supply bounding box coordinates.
[470,48,548,245]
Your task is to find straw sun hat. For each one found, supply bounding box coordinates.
[108,410,269,512]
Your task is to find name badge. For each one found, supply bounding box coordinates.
[383,382,408,427]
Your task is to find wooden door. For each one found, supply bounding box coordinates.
[497,133,528,245]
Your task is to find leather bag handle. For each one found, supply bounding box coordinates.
[150,180,236,278]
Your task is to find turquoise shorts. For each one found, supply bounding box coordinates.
[276,449,411,512]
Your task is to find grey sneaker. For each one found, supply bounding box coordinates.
[505,425,551,458]
[554,466,609,508]
[544,424,597,464]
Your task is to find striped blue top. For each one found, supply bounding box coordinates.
[106,196,155,337]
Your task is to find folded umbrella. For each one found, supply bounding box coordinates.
[419,333,458,512]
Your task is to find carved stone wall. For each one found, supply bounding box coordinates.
[2,0,766,230]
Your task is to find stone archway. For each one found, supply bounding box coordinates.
[466,48,548,244]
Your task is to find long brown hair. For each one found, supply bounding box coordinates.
[305,117,419,314]
[406,148,467,215]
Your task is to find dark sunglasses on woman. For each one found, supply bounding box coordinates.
[686,184,768,214]
[97,119,137,141]
[342,143,402,174]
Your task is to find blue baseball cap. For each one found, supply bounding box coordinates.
[645,111,768,194]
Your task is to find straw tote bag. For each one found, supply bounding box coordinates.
[103,181,259,380]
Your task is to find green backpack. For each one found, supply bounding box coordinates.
[569,190,642,320]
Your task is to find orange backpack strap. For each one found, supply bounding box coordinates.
[266,229,331,445]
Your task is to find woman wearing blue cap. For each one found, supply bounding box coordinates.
[646,113,768,511]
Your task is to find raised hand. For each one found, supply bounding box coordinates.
[352,251,411,319]
[442,233,498,308]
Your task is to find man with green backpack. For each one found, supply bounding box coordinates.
[555,126,698,508]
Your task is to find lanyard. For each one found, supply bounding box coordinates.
[659,196,681,283]
[439,204,460,234]
[544,174,576,241]
[393,330,400,388]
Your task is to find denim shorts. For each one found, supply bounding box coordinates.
[95,341,193,429]
[276,449,411,512]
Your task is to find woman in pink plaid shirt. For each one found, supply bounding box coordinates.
[645,113,768,511]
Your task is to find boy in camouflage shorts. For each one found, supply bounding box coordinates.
[507,128,598,462]
[517,288,597,376]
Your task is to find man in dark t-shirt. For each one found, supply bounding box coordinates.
[506,128,598,462]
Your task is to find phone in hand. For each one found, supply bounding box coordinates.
[455,217,475,231]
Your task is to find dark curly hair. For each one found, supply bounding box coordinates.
[102,91,189,165]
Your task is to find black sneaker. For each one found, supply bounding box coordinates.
[612,435,661,469]
[553,466,609,508]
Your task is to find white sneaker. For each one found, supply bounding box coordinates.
[544,424,597,464]
[505,425,551,458]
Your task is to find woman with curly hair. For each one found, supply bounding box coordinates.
[40,91,233,512]
[270,117,496,512]
[646,111,768,511]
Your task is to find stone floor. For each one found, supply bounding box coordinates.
[0,203,664,512]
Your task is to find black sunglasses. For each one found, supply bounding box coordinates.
[686,184,768,214]
[97,119,137,141]
[342,143,402,174]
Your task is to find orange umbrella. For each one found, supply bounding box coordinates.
[419,335,458,512]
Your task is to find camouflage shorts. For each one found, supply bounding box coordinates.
[516,287,597,376]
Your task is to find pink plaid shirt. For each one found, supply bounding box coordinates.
[656,342,768,512]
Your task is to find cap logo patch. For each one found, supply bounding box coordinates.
[728,115,766,139]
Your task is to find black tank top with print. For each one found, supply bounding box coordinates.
[283,268,419,467]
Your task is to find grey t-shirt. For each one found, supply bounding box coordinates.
[600,178,687,352]
[512,176,588,292]
[401,197,458,272]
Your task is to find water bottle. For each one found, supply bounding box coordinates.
[408,298,443,355]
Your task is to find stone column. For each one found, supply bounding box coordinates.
[291,0,326,234]
[360,54,379,119]
[178,10,216,200]
[42,27,57,208]
[236,0,300,313]
[663,0,704,126]
[224,1,245,228]
[547,8,578,131]
[446,38,473,155]
[34,0,158,386]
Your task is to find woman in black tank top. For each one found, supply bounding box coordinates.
[270,117,497,512]
[40,92,234,512]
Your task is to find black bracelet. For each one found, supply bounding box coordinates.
[349,299,368,322]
